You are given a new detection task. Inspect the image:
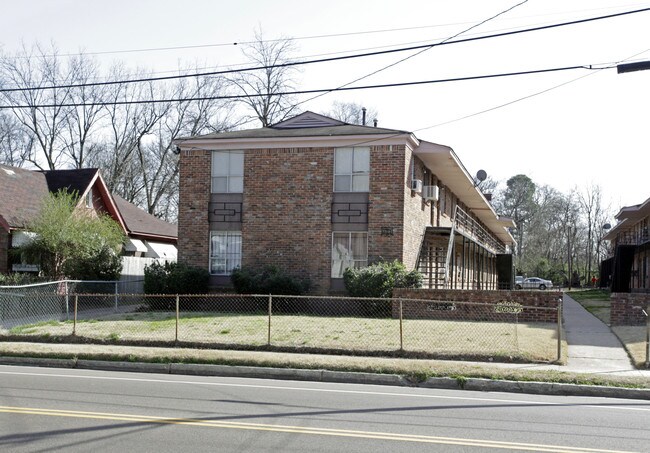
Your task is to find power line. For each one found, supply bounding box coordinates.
[9,2,648,60]
[1,6,648,94]
[294,0,530,107]
[0,64,607,110]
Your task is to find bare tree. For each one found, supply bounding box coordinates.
[0,112,32,166]
[228,29,300,127]
[578,184,611,284]
[324,101,379,125]
[0,44,106,169]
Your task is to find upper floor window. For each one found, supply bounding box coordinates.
[212,151,243,193]
[334,147,369,192]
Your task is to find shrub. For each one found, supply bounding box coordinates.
[144,261,209,295]
[231,265,310,295]
[343,260,422,298]
[0,273,45,286]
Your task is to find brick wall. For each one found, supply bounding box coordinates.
[402,153,431,269]
[0,230,8,274]
[610,292,649,326]
[178,149,211,268]
[393,288,562,323]
[242,147,333,293]
[368,144,406,264]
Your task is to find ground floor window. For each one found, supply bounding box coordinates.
[332,232,368,278]
[210,231,242,275]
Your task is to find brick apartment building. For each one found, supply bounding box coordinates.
[602,196,650,293]
[175,112,516,294]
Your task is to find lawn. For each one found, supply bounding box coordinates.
[2,310,560,362]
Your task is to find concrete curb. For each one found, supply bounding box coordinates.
[1,355,648,400]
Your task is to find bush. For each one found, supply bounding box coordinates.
[144,261,209,295]
[231,266,310,295]
[0,273,45,286]
[343,260,422,298]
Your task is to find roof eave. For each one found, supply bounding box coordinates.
[174,133,419,150]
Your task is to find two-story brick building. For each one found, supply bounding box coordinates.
[602,196,650,293]
[175,112,515,294]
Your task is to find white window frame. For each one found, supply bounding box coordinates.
[209,231,242,275]
[331,232,368,278]
[211,150,244,193]
[334,147,370,192]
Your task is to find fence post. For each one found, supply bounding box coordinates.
[175,294,180,343]
[65,281,69,321]
[73,295,78,336]
[644,304,650,368]
[114,281,119,312]
[267,294,272,346]
[557,297,563,363]
[399,299,404,352]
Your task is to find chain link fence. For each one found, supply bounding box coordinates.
[0,285,562,362]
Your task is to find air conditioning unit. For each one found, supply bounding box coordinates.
[422,185,439,201]
[410,179,423,193]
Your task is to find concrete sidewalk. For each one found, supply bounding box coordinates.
[562,294,638,374]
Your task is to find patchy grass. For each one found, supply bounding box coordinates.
[612,326,649,368]
[0,342,644,389]
[0,311,561,362]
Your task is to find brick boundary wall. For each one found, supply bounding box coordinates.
[392,288,562,323]
[610,292,649,326]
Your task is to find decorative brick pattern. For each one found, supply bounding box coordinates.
[610,292,649,326]
[393,288,562,323]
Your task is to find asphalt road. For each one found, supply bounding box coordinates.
[0,365,649,452]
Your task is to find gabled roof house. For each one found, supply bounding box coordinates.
[174,111,515,294]
[0,165,177,274]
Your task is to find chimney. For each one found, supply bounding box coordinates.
[373,118,378,127]
[361,107,367,126]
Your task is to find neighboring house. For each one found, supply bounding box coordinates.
[175,111,515,294]
[0,165,177,277]
[601,196,650,292]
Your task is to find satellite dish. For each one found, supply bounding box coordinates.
[603,223,612,230]
[475,169,487,183]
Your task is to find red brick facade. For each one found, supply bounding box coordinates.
[393,288,562,323]
[176,113,513,295]
[610,292,649,326]
[242,147,334,292]
[178,149,211,269]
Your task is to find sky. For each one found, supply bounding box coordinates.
[1,0,649,218]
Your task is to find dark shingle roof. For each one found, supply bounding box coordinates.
[113,194,177,240]
[0,165,50,228]
[42,168,98,195]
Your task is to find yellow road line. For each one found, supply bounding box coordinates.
[0,405,638,453]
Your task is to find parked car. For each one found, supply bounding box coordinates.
[516,277,553,290]
[515,276,524,286]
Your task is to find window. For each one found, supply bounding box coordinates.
[212,151,244,193]
[209,231,242,275]
[331,232,368,278]
[85,191,92,208]
[334,147,369,192]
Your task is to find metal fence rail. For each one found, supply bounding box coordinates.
[0,292,563,362]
